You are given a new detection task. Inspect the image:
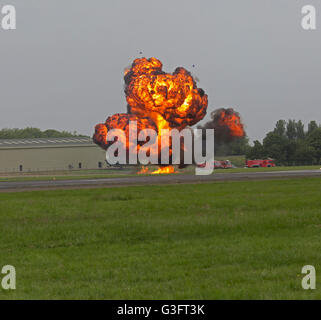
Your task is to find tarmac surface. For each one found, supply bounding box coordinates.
[0,170,320,192]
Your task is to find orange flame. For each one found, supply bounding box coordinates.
[125,57,208,131]
[137,165,177,174]
[151,165,177,174]
[218,110,244,137]
[200,108,245,143]
[137,166,149,174]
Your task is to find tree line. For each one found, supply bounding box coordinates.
[245,120,321,165]
[216,120,321,165]
[0,128,87,139]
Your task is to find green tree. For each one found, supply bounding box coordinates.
[294,141,315,165]
[295,120,305,140]
[0,128,87,139]
[286,120,297,140]
[226,135,250,155]
[307,121,318,134]
[245,119,320,166]
[274,120,286,137]
[307,128,321,164]
[263,132,289,165]
[246,140,265,159]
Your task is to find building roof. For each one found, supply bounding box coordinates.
[0,137,95,149]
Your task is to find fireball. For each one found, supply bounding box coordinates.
[93,57,209,169]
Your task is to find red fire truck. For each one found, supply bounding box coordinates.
[198,160,233,169]
[217,160,233,169]
[245,159,276,168]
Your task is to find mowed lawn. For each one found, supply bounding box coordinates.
[0,177,320,299]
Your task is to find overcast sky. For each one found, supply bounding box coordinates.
[0,0,320,141]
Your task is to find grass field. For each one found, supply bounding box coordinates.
[213,165,321,174]
[0,165,320,182]
[0,177,320,299]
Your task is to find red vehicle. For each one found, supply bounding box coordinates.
[246,159,275,168]
[218,160,233,169]
[198,160,233,169]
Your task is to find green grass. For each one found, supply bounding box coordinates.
[0,168,135,182]
[0,173,137,183]
[1,165,320,182]
[213,165,321,173]
[0,177,321,299]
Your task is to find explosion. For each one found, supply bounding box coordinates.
[93,58,245,173]
[199,108,245,143]
[124,57,207,130]
[93,57,208,171]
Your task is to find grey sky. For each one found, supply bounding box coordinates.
[0,0,320,141]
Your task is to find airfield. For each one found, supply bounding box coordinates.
[0,169,320,192]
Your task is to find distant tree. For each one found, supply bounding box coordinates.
[274,120,286,137]
[284,140,297,165]
[294,141,315,165]
[246,119,321,166]
[43,129,63,137]
[295,120,305,140]
[262,132,288,164]
[307,128,321,164]
[246,140,265,159]
[307,121,318,134]
[226,135,250,155]
[0,128,88,139]
[286,119,297,140]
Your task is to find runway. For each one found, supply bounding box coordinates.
[0,169,320,192]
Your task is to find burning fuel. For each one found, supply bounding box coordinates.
[151,166,177,174]
[138,165,178,175]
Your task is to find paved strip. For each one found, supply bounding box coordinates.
[0,170,320,192]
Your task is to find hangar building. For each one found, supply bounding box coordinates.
[0,137,107,173]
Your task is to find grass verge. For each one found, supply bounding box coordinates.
[0,177,320,299]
